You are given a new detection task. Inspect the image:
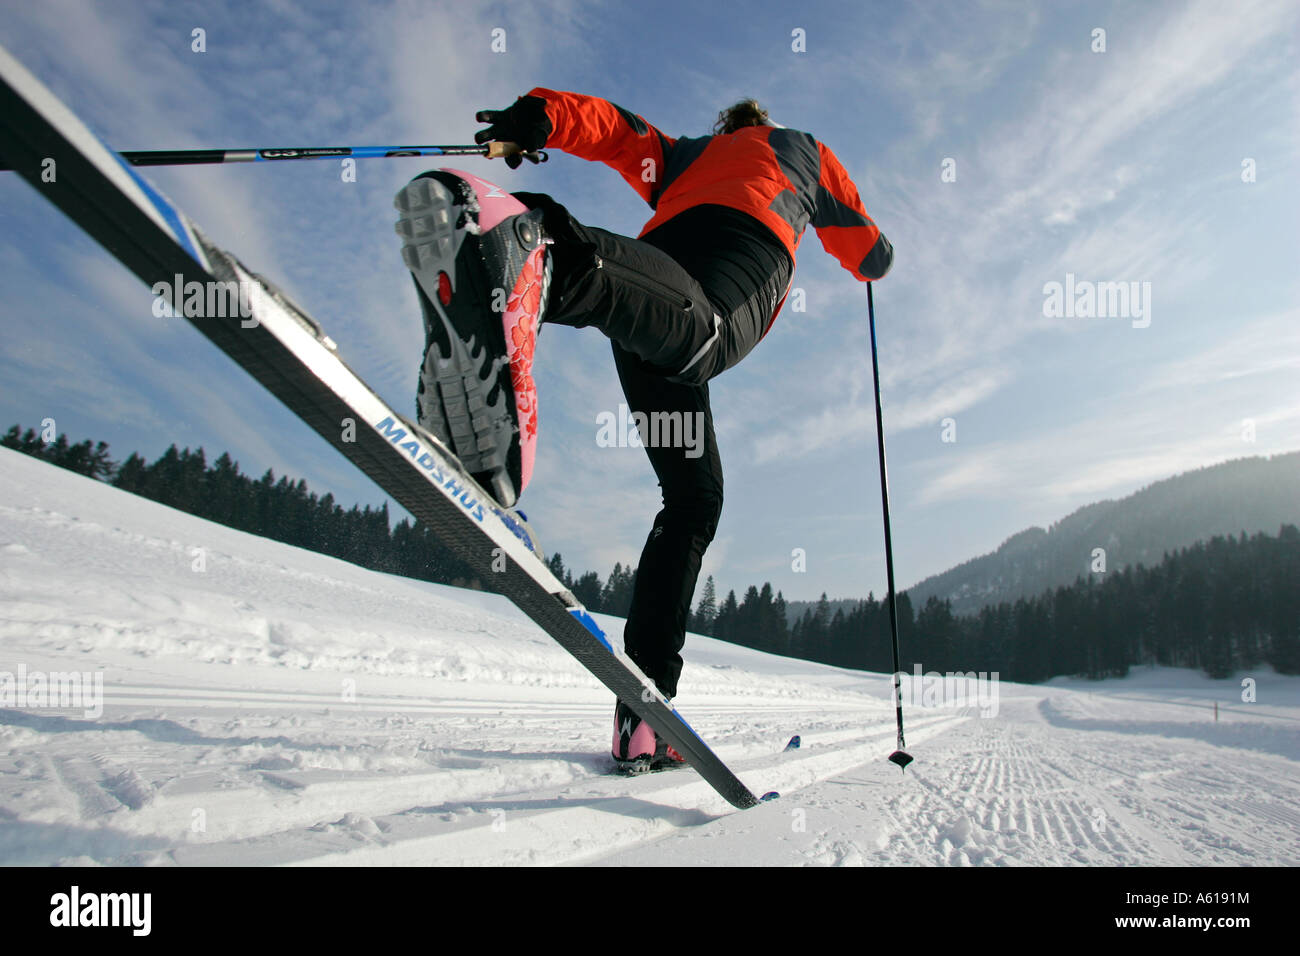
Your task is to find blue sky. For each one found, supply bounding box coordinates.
[1,0,1297,607]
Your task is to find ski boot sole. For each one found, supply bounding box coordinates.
[396,174,519,507]
[611,755,688,775]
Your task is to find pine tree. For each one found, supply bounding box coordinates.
[601,562,637,617]
[804,592,831,663]
[770,589,789,657]
[112,452,147,493]
[571,570,604,611]
[714,589,739,642]
[693,574,718,634]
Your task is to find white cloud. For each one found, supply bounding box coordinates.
[1134,309,1300,393]
[911,359,1300,510]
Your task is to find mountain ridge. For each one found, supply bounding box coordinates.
[903,450,1300,615]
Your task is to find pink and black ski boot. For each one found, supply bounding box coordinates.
[394,168,550,508]
[612,699,687,773]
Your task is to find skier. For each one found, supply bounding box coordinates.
[393,90,891,770]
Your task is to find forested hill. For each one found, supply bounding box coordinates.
[905,451,1300,615]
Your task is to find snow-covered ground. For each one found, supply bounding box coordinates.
[1,446,1296,866]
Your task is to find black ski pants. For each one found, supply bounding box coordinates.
[513,194,793,698]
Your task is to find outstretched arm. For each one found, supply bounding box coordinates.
[812,141,893,280]
[476,88,675,204]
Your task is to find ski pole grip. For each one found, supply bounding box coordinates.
[485,141,548,164]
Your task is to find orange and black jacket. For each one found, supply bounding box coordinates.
[526,87,893,323]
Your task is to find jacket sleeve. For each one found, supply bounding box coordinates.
[810,141,893,281]
[525,87,675,206]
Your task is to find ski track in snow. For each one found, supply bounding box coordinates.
[1,447,1297,866]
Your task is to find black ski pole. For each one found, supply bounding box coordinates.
[0,141,547,170]
[868,281,914,772]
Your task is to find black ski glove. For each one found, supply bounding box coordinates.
[475,95,552,168]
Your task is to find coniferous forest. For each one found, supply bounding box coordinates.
[6,424,1298,681]
[702,524,1299,681]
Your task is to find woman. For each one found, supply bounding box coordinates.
[394,90,891,769]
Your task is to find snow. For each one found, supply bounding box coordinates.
[1,445,1296,866]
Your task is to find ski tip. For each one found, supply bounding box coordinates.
[759,791,781,802]
[783,734,801,751]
